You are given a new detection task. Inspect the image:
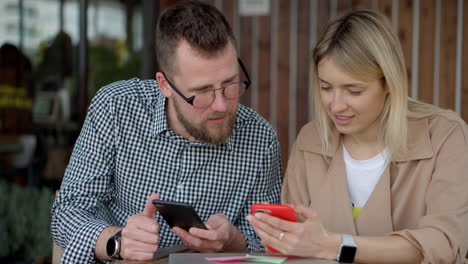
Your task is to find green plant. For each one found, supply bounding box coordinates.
[88,45,142,100]
[0,180,54,259]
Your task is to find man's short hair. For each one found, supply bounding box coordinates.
[155,0,237,74]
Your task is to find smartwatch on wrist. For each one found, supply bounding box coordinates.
[336,233,357,263]
[106,230,122,260]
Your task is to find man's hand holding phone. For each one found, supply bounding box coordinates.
[153,200,247,253]
[171,213,247,253]
[119,193,161,260]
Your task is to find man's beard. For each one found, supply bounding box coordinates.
[174,102,236,144]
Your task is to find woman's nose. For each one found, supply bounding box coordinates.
[330,94,347,113]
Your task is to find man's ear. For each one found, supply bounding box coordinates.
[156,72,172,98]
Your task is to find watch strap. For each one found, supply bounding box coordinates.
[342,233,355,246]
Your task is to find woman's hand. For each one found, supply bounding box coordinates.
[246,205,340,259]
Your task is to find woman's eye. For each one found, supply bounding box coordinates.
[320,86,331,91]
[349,90,362,95]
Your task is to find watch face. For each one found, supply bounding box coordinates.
[338,245,357,263]
[106,238,117,257]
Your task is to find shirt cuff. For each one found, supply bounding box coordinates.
[61,219,109,264]
[245,233,264,253]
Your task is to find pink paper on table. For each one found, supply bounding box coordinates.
[205,256,255,262]
[210,262,248,264]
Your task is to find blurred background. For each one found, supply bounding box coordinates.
[0,0,466,263]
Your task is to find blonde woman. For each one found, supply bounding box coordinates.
[247,10,468,263]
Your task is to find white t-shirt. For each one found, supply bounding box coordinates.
[343,145,389,210]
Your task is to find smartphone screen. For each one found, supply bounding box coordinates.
[153,200,207,231]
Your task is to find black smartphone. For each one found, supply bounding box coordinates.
[152,200,207,231]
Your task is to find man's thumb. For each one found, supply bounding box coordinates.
[142,193,160,218]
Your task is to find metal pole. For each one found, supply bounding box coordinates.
[59,0,64,32]
[79,0,89,124]
[18,0,24,51]
[141,0,160,79]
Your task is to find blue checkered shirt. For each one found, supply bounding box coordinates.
[51,78,282,263]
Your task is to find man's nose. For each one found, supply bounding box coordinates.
[210,89,228,112]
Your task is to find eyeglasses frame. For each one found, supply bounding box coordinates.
[161,58,251,108]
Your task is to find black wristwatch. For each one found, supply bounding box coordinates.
[106,230,122,260]
[336,234,357,263]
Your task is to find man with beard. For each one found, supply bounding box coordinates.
[51,1,282,263]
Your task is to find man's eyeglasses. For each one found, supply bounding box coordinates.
[162,58,251,109]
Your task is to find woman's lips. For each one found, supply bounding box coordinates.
[333,114,354,126]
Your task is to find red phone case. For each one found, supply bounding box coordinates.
[250,204,298,252]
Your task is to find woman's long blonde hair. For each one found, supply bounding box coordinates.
[311,10,445,161]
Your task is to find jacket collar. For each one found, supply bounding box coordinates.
[301,118,434,162]
[393,118,434,162]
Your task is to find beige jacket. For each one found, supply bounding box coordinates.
[282,112,468,263]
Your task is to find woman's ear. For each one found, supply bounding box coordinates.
[156,72,172,98]
[381,78,390,95]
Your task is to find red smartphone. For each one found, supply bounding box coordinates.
[250,204,298,252]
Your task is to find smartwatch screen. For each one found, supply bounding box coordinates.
[338,245,357,263]
[106,238,117,257]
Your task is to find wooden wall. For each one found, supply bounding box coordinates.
[205,0,467,170]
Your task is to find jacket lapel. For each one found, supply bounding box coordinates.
[355,166,394,235]
[317,146,358,235]
[352,118,432,234]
